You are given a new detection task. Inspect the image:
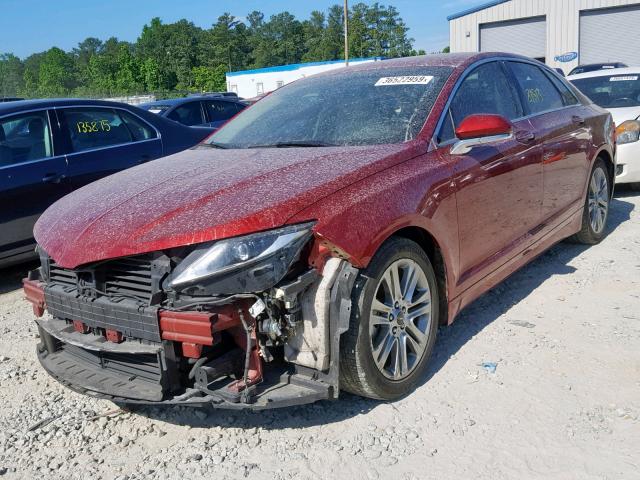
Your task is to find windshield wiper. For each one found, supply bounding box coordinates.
[247,141,338,149]
[201,142,230,149]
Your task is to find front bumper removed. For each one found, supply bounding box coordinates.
[31,261,358,410]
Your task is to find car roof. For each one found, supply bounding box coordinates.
[568,67,640,80]
[310,52,547,77]
[0,98,138,116]
[141,96,244,108]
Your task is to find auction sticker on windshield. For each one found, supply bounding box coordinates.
[610,76,638,82]
[375,76,434,86]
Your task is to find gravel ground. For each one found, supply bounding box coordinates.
[1,191,639,480]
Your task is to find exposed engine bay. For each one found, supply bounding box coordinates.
[24,226,359,409]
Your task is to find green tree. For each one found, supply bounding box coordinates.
[302,11,326,62]
[191,65,227,92]
[72,37,103,86]
[37,47,75,97]
[349,3,374,58]
[201,13,250,72]
[22,52,44,97]
[247,11,279,68]
[0,53,24,97]
[4,5,418,98]
[140,57,161,92]
[267,12,304,65]
[164,19,203,90]
[323,5,346,60]
[114,43,142,94]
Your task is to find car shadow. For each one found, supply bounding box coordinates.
[614,184,640,199]
[0,261,37,295]
[127,198,635,429]
[420,196,634,386]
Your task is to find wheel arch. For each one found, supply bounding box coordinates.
[594,148,615,196]
[388,226,450,326]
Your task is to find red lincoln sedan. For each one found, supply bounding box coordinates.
[24,53,615,409]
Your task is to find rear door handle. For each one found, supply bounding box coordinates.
[515,131,536,143]
[572,115,585,125]
[42,173,64,184]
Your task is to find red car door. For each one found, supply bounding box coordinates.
[506,61,592,223]
[436,61,543,291]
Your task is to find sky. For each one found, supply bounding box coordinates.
[0,0,489,59]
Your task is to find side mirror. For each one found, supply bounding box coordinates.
[451,114,513,155]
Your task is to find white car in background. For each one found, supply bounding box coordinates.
[569,68,640,190]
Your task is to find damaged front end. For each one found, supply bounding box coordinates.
[24,224,358,409]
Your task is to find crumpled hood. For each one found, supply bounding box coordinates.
[35,144,408,268]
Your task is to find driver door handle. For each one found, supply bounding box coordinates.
[572,115,585,125]
[42,173,65,184]
[515,131,536,143]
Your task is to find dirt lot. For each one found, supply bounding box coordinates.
[0,191,639,480]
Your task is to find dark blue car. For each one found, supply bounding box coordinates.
[140,95,247,129]
[0,99,213,267]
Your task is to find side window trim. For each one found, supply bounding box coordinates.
[44,110,58,158]
[503,60,577,119]
[112,108,135,142]
[202,101,210,123]
[191,101,205,125]
[435,59,525,146]
[435,57,587,148]
[502,61,533,117]
[55,105,161,157]
[497,61,526,119]
[437,109,456,145]
[541,68,580,106]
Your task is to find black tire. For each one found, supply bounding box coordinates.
[568,158,611,245]
[339,237,439,400]
[628,183,640,192]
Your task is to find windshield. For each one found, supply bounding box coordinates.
[571,74,640,108]
[209,66,452,148]
[140,104,171,114]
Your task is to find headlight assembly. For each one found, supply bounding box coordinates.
[168,222,315,295]
[616,120,640,145]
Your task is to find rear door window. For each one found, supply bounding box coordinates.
[205,101,240,122]
[508,62,565,115]
[546,73,579,106]
[167,102,204,126]
[439,61,522,143]
[61,108,142,153]
[0,111,53,166]
[118,111,157,141]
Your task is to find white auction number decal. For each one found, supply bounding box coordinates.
[375,76,434,86]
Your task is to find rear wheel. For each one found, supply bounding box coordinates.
[569,159,611,245]
[339,238,438,400]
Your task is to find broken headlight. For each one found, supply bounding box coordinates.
[168,222,315,295]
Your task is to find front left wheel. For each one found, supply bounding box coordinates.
[339,238,439,400]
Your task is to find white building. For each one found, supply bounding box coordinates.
[226,57,383,99]
[449,0,640,74]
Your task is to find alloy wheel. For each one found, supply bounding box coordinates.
[369,259,432,380]
[588,167,609,234]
